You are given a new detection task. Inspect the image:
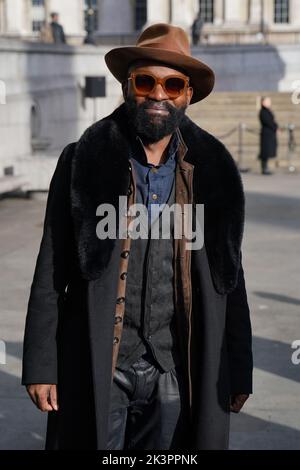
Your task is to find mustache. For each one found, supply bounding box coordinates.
[140,100,174,112]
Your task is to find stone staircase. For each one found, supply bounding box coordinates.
[187,92,300,170]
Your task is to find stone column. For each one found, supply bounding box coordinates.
[290,0,300,26]
[263,0,273,27]
[4,0,33,35]
[146,0,170,25]
[171,0,199,31]
[214,0,224,25]
[249,0,262,25]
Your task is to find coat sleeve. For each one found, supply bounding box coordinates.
[22,143,76,385]
[225,253,253,395]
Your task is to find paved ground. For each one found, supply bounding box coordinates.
[0,167,299,450]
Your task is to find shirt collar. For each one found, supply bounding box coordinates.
[129,129,181,167]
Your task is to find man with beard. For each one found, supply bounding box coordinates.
[22,24,253,450]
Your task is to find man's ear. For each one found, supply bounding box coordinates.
[187,86,193,105]
[122,80,128,100]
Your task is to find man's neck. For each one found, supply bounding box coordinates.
[143,134,173,166]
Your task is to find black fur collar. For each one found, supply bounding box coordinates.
[71,103,245,294]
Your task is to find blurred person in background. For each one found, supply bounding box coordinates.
[40,12,66,44]
[49,12,66,44]
[191,12,204,45]
[258,96,279,175]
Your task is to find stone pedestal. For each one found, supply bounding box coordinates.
[214,0,225,25]
[5,0,30,35]
[290,0,300,26]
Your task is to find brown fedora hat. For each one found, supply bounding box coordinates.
[104,23,215,104]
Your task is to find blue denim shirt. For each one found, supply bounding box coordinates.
[129,131,179,227]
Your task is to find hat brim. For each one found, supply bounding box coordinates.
[105,46,215,104]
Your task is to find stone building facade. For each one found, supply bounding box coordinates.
[0,1,299,191]
[0,1,299,44]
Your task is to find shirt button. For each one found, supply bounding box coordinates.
[127,187,132,196]
[114,315,122,324]
[151,167,158,173]
[113,337,119,345]
[121,250,130,258]
[152,194,158,200]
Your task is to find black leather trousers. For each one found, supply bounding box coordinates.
[106,354,190,450]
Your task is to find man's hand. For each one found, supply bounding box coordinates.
[26,384,58,412]
[230,394,249,413]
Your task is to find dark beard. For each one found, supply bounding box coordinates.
[124,96,187,144]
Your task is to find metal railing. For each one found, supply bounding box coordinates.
[216,123,297,173]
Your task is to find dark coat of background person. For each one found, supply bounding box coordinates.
[50,21,66,43]
[22,103,253,450]
[191,16,204,45]
[258,105,278,161]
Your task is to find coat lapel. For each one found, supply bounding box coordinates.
[70,103,245,294]
[179,117,245,294]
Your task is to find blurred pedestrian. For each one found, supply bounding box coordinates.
[50,12,66,44]
[191,13,204,45]
[258,96,278,175]
[40,20,54,43]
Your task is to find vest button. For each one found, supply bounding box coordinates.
[121,250,130,258]
[120,272,127,280]
[115,315,123,324]
[113,337,119,345]
[116,297,125,304]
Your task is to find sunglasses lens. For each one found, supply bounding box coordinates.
[134,74,155,94]
[165,77,186,97]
